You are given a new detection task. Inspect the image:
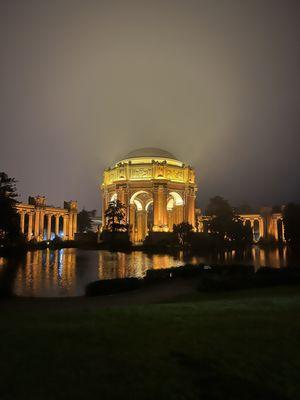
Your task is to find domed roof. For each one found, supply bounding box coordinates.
[123,147,177,160]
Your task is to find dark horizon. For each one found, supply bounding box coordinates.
[1,0,300,212]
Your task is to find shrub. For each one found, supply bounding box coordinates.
[85,277,143,296]
[145,264,205,282]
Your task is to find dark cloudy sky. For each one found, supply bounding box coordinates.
[1,0,300,212]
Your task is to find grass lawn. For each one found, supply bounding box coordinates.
[1,286,300,400]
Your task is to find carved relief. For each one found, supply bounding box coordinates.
[130,167,152,179]
[166,168,184,182]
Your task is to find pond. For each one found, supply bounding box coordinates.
[0,246,298,297]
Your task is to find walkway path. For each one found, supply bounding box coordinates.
[0,277,199,312]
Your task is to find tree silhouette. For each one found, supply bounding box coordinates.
[283,203,300,244]
[0,172,21,244]
[77,209,96,233]
[206,196,252,243]
[104,200,127,232]
[173,222,193,246]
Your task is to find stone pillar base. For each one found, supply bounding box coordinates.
[152,225,169,232]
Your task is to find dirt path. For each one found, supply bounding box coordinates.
[0,277,199,312]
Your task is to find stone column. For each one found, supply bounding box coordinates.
[68,213,73,240]
[20,212,25,234]
[250,220,255,241]
[129,204,136,241]
[55,215,60,236]
[186,189,196,227]
[34,211,40,240]
[136,210,147,241]
[63,215,68,240]
[39,211,45,241]
[273,218,279,241]
[27,213,33,241]
[46,214,52,240]
[167,209,174,231]
[259,219,264,239]
[153,184,168,231]
[176,205,184,225]
[73,213,77,237]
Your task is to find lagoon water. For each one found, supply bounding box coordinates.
[0,247,298,297]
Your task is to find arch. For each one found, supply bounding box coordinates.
[145,199,153,211]
[169,191,183,206]
[110,193,117,202]
[134,199,143,211]
[167,198,174,211]
[130,190,151,205]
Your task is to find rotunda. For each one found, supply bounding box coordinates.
[101,148,197,242]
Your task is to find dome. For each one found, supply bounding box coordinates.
[123,147,177,160]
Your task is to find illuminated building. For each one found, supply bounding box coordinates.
[15,196,77,241]
[101,148,197,242]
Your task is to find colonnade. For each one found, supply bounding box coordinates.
[241,215,264,240]
[196,211,285,242]
[240,213,285,241]
[15,196,77,242]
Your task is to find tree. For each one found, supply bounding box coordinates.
[0,172,21,244]
[206,196,252,244]
[104,200,127,232]
[77,209,96,233]
[206,196,234,240]
[283,203,300,244]
[173,222,193,246]
[235,202,253,214]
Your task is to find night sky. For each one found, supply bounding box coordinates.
[1,0,300,213]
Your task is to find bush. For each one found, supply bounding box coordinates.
[85,278,143,296]
[145,264,205,282]
[255,267,300,286]
[197,266,300,292]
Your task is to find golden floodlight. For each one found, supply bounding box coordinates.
[101,148,197,242]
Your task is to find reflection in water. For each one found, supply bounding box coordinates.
[14,249,78,297]
[97,252,183,280]
[0,246,297,297]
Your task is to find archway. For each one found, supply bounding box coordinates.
[167,191,184,229]
[277,219,284,242]
[129,191,153,242]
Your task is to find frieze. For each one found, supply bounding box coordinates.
[130,167,152,180]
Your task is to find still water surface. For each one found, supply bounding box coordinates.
[0,246,297,297]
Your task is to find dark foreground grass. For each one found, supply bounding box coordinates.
[1,287,300,400]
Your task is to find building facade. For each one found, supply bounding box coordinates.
[101,148,285,243]
[15,196,77,241]
[101,148,197,242]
